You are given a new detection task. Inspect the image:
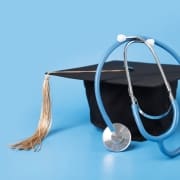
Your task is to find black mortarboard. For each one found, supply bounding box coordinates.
[49,60,180,139]
[11,60,180,150]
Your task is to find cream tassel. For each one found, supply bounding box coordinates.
[11,74,52,151]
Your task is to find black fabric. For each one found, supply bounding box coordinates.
[84,80,178,141]
[48,60,180,141]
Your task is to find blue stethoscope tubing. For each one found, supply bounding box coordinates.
[94,35,180,157]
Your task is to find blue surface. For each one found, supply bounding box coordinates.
[1,0,180,179]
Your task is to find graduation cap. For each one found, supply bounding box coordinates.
[11,35,180,153]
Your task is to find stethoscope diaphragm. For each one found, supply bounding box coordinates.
[103,123,131,152]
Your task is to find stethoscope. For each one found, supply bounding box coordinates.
[94,34,180,157]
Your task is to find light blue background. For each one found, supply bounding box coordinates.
[1,0,180,179]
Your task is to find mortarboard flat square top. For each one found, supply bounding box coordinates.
[49,60,180,87]
[48,60,180,141]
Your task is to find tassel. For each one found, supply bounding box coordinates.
[11,74,52,151]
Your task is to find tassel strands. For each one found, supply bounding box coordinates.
[11,74,52,151]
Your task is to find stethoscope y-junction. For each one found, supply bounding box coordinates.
[94,34,180,157]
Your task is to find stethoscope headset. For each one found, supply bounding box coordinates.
[94,34,180,157]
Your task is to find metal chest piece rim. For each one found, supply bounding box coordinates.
[102,123,131,152]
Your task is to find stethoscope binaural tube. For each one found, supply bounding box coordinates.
[123,39,180,157]
[94,34,180,157]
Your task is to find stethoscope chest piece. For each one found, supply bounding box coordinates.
[103,123,131,152]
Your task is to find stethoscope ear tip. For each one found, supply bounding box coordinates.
[102,123,131,152]
[145,38,155,46]
[117,34,127,43]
